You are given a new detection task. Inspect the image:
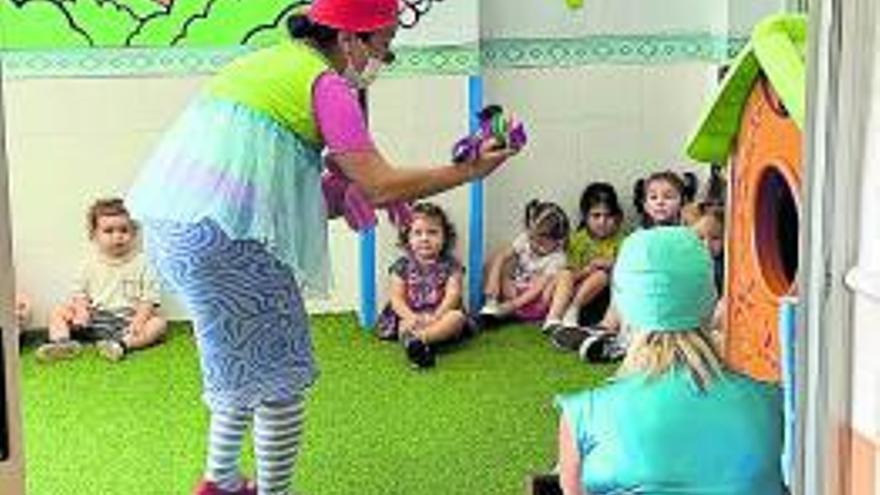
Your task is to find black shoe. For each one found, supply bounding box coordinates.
[526,473,563,495]
[403,334,435,368]
[579,331,626,363]
[459,314,481,340]
[549,326,589,351]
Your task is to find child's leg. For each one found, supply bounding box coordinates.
[500,273,519,305]
[254,396,306,495]
[47,304,76,342]
[124,316,168,350]
[205,406,252,491]
[483,249,512,302]
[544,270,574,327]
[541,276,557,305]
[36,304,82,362]
[596,299,621,331]
[549,273,613,351]
[96,312,165,362]
[570,271,610,312]
[481,261,518,319]
[419,310,466,344]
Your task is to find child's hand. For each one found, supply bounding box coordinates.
[127,320,144,339]
[400,316,419,333]
[72,306,91,327]
[467,139,519,180]
[419,312,439,326]
[497,301,516,316]
[70,295,91,324]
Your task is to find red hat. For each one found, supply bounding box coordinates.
[308,0,398,33]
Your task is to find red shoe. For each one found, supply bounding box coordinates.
[192,478,257,495]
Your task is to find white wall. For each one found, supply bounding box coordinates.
[6,77,205,323]
[368,76,472,306]
[849,35,880,460]
[5,63,718,325]
[846,7,880,487]
[482,64,717,251]
[728,1,789,36]
[3,74,470,324]
[482,0,730,38]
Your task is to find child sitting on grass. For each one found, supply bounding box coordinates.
[36,198,166,363]
[376,202,470,368]
[480,200,569,325]
[555,171,696,361]
[542,182,625,338]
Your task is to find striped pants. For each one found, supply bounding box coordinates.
[207,396,305,495]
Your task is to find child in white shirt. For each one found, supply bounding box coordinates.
[36,198,166,363]
[480,200,569,323]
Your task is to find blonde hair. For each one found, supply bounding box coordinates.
[616,327,724,392]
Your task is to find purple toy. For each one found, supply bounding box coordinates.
[452,104,527,163]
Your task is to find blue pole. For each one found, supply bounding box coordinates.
[357,88,376,330]
[467,75,485,312]
[358,227,377,328]
[778,297,797,489]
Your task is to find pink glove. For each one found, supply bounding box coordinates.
[321,168,348,220]
[385,201,413,229]
[342,182,378,231]
[321,168,412,232]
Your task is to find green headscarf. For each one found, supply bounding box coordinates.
[612,227,716,332]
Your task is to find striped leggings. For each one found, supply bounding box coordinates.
[207,396,305,495]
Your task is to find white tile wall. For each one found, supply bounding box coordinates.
[4,74,470,324]
[6,77,206,323]
[482,0,730,39]
[5,64,720,324]
[368,75,472,308]
[482,64,717,251]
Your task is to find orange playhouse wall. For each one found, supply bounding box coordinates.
[724,77,802,383]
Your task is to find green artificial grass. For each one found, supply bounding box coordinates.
[20,314,615,495]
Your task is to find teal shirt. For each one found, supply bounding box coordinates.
[557,369,783,495]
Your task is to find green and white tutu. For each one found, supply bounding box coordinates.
[127,94,330,295]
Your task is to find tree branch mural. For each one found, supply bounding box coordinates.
[2,0,309,49]
[2,0,445,50]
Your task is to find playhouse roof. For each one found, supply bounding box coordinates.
[686,13,807,164]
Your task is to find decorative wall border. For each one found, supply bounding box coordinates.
[1,35,748,79]
[483,34,748,69]
[1,46,250,79]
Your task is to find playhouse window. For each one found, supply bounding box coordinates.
[755,166,800,295]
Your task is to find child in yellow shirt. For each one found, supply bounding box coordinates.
[543,183,625,340]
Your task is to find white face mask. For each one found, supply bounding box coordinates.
[343,56,384,89]
[342,37,385,89]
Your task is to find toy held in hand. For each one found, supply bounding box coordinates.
[321,166,412,232]
[452,104,527,163]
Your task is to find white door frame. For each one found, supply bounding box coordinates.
[799,0,875,493]
[0,66,27,494]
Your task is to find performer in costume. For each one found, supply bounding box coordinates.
[127,1,518,493]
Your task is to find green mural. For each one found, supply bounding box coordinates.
[1,1,745,78]
[0,0,308,49]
